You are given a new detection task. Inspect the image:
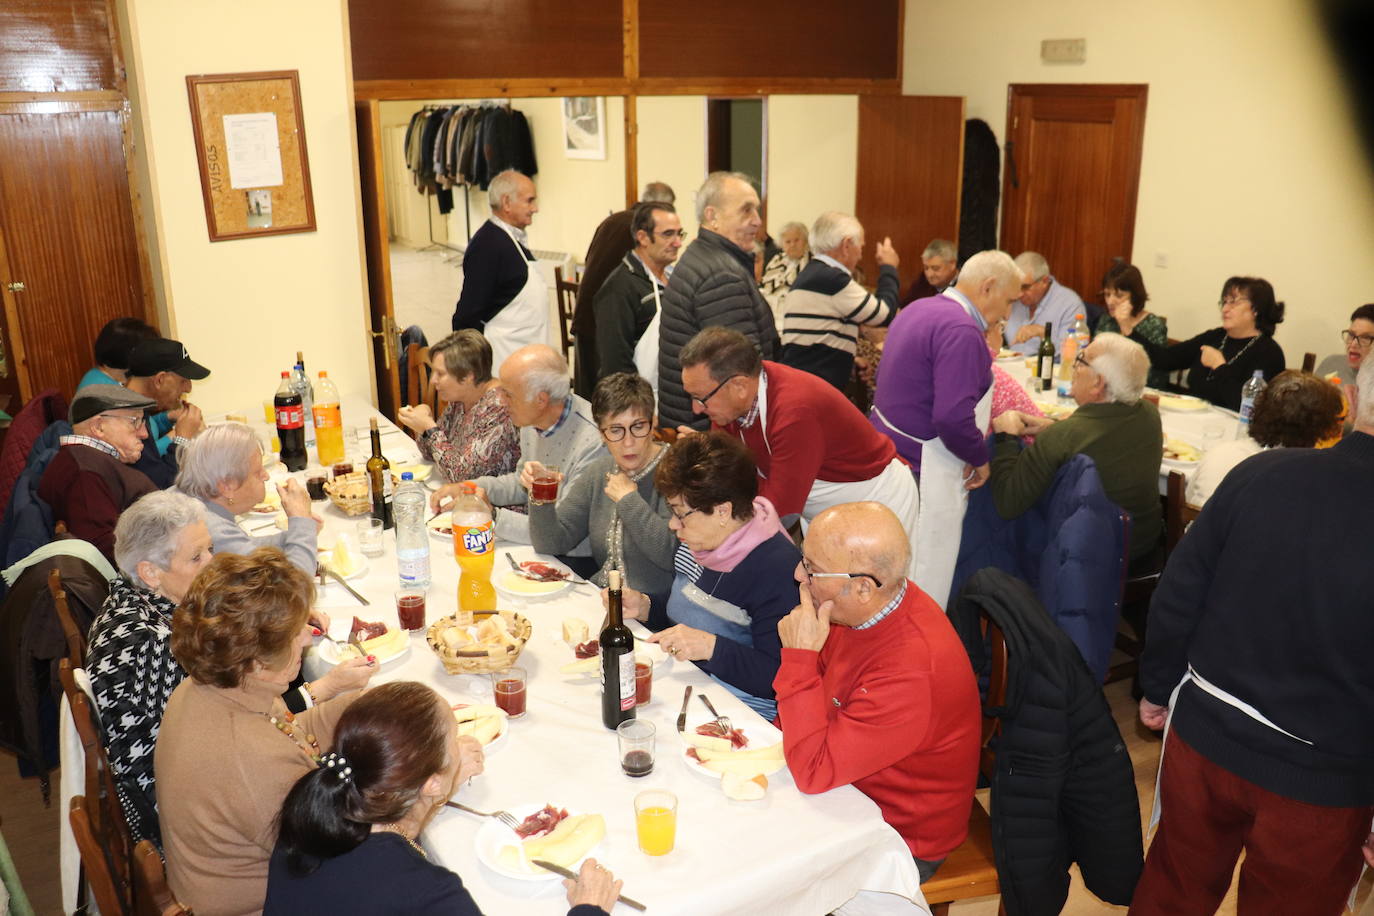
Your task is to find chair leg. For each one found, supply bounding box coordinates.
[929,905,950,915]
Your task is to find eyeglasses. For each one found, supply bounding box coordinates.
[1341,330,1374,348]
[100,413,146,430]
[600,418,653,442]
[801,556,883,590]
[667,503,700,523]
[689,374,742,409]
[1073,351,1093,371]
[1218,296,1252,308]
[656,229,688,240]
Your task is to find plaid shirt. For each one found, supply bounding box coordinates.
[737,372,767,430]
[854,580,907,630]
[60,434,121,460]
[537,397,574,439]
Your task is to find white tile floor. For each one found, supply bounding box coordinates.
[389,242,466,348]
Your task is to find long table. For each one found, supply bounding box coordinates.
[272,402,930,915]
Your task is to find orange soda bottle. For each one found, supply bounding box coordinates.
[451,482,496,611]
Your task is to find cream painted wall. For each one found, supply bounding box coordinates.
[120,0,373,414]
[766,95,858,239]
[637,96,708,239]
[903,0,1374,367]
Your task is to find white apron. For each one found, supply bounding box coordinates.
[484,228,551,373]
[804,458,921,580]
[633,280,662,393]
[873,381,993,611]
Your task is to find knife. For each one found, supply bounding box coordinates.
[530,860,647,911]
[676,685,693,734]
[320,564,371,606]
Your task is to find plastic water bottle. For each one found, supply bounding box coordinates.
[394,472,431,588]
[289,362,317,456]
[1237,370,1266,439]
[1072,312,1090,350]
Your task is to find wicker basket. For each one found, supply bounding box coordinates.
[324,471,399,517]
[427,610,532,675]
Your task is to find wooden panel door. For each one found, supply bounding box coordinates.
[855,96,965,287]
[999,84,1148,304]
[355,99,401,418]
[0,104,149,402]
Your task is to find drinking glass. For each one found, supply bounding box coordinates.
[634,660,653,706]
[357,518,385,557]
[395,588,427,631]
[529,463,561,505]
[634,789,677,855]
[491,666,527,718]
[617,720,655,777]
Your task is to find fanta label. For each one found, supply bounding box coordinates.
[460,526,493,554]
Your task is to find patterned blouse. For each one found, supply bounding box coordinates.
[417,386,521,484]
[1096,311,1171,389]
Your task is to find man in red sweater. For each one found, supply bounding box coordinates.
[678,327,919,575]
[774,502,981,883]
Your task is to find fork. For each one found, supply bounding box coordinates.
[444,800,521,830]
[699,694,732,733]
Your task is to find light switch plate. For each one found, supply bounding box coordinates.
[1041,38,1086,64]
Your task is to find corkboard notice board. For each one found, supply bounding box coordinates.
[186,70,316,242]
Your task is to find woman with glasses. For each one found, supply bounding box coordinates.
[529,373,676,617]
[618,431,801,719]
[1316,304,1374,434]
[1113,276,1286,410]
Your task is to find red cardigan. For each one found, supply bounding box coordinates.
[774,583,981,861]
[720,362,900,518]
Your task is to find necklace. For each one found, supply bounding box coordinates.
[265,710,321,762]
[380,824,427,859]
[1206,330,1260,380]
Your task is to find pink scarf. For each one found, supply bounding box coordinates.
[691,497,788,573]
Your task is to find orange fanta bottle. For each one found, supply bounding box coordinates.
[452,482,496,611]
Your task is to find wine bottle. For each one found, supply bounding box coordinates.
[600,569,636,730]
[1036,322,1056,392]
[366,417,394,529]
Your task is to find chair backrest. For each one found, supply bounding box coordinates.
[1301,351,1316,373]
[134,839,192,916]
[552,266,578,362]
[0,388,69,521]
[976,611,1009,781]
[71,795,131,916]
[403,341,444,426]
[49,568,87,668]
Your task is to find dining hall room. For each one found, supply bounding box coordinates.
[0,0,1372,914]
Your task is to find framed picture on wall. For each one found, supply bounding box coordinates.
[562,97,606,160]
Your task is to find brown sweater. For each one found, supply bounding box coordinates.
[37,443,156,561]
[155,676,356,916]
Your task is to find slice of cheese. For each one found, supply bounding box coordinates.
[456,714,502,745]
[562,618,589,647]
[722,771,768,800]
[360,627,406,657]
[694,742,784,763]
[452,704,506,724]
[559,656,599,674]
[496,813,606,872]
[330,539,361,577]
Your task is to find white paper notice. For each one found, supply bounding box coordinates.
[223,112,284,189]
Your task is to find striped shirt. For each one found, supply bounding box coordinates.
[780,256,899,356]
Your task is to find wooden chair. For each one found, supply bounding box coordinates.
[49,568,87,668]
[133,839,192,916]
[922,612,1007,913]
[403,341,432,411]
[553,266,579,370]
[1301,351,1317,373]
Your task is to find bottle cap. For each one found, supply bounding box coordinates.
[401,472,413,480]
[461,481,477,493]
[319,370,328,378]
[608,569,622,590]
[281,370,289,377]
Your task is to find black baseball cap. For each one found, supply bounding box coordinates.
[127,338,210,380]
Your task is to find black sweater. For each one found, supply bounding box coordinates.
[1142,432,1374,806]
[1129,325,1285,410]
[452,219,532,332]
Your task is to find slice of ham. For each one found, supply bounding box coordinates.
[514,804,569,839]
[696,721,748,749]
[518,561,569,582]
[349,617,388,641]
[574,639,600,659]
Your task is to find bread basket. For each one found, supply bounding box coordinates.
[427,610,532,675]
[324,471,399,517]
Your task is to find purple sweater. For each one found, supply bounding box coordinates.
[869,294,992,473]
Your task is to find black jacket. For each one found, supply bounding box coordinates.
[451,220,531,332]
[657,229,778,429]
[950,568,1142,916]
[573,208,634,397]
[593,253,659,382]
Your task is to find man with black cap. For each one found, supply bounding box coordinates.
[38,384,159,561]
[125,338,210,488]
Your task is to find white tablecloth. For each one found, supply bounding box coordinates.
[269,405,929,915]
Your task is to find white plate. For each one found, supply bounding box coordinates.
[451,703,509,754]
[473,804,601,881]
[679,719,780,781]
[995,352,1022,363]
[493,567,574,601]
[427,513,454,540]
[318,552,370,581]
[316,629,410,667]
[1157,394,1209,412]
[1161,456,1199,469]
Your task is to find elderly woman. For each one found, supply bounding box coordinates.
[1187,370,1345,506]
[616,432,800,719]
[397,330,520,483]
[1115,275,1286,410]
[529,373,675,606]
[155,548,367,914]
[1316,303,1374,434]
[1093,262,1170,390]
[759,220,810,325]
[264,682,621,916]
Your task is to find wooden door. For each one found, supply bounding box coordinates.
[855,96,965,287]
[999,84,1148,304]
[355,99,401,418]
[0,104,150,403]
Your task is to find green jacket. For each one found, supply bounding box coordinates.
[991,400,1163,561]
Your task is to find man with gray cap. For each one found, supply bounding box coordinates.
[37,384,158,560]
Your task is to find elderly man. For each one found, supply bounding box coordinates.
[593,201,683,388]
[902,238,959,306]
[37,385,158,561]
[775,501,980,882]
[658,171,779,430]
[870,250,1022,607]
[451,169,548,371]
[990,332,1163,566]
[680,328,919,565]
[429,345,603,549]
[779,211,900,390]
[759,220,811,324]
[124,338,209,488]
[1131,360,1374,914]
[1004,251,1085,355]
[572,181,675,395]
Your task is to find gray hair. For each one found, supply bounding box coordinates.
[923,239,957,261]
[1085,333,1149,405]
[956,250,1022,293]
[174,423,263,500]
[809,211,864,254]
[1358,359,1374,428]
[487,169,528,211]
[695,171,756,223]
[1014,251,1050,282]
[514,347,571,403]
[641,181,675,204]
[779,221,808,239]
[114,490,206,582]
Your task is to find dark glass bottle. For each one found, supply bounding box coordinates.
[274,371,307,471]
[366,417,394,529]
[1036,322,1056,391]
[600,569,636,730]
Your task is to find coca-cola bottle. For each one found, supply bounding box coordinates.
[274,371,307,471]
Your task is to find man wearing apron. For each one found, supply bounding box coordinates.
[1133,372,1374,914]
[591,201,683,391]
[678,327,920,578]
[451,169,552,373]
[869,250,1024,609]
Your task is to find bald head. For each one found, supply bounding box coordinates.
[804,502,909,625]
[498,344,570,428]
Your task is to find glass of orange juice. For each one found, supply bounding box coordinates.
[634,789,677,856]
